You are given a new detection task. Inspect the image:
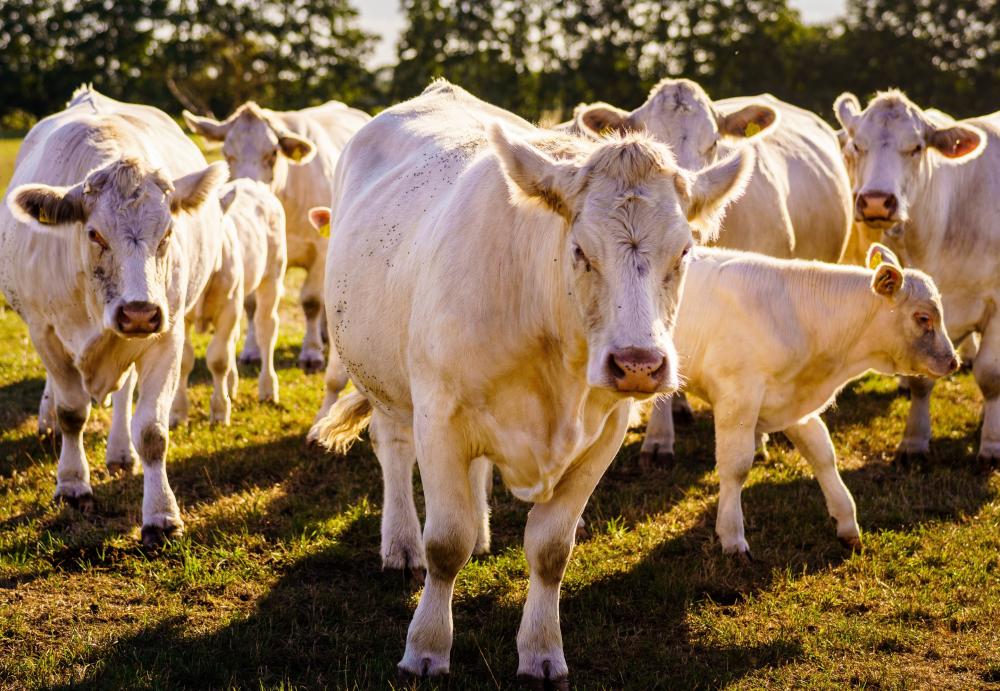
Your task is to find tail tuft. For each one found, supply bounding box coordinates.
[308,392,373,454]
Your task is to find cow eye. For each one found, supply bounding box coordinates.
[674,244,692,270]
[909,144,923,156]
[158,225,173,252]
[87,229,108,250]
[265,150,277,165]
[913,311,933,331]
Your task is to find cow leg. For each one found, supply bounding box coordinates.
[470,455,492,555]
[38,375,57,437]
[134,335,185,547]
[297,246,327,374]
[398,416,478,678]
[784,415,860,550]
[896,376,935,462]
[639,396,675,468]
[713,400,761,556]
[974,322,1000,465]
[30,326,93,506]
[207,292,241,426]
[368,411,425,577]
[239,292,262,365]
[517,403,629,687]
[252,277,282,403]
[168,321,195,428]
[106,367,139,475]
[672,392,695,424]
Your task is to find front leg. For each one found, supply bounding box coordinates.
[106,367,139,474]
[713,399,761,556]
[897,376,935,463]
[974,321,1000,466]
[784,415,860,550]
[134,332,185,547]
[517,402,630,687]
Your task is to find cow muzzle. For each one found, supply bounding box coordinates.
[855,191,900,226]
[606,347,670,394]
[115,301,164,336]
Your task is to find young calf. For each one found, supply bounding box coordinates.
[641,244,957,556]
[171,179,287,425]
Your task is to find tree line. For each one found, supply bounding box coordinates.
[1,0,997,132]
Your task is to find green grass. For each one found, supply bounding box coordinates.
[0,136,998,689]
[0,138,22,200]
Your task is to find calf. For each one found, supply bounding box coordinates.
[834,90,1000,464]
[0,86,226,545]
[170,179,287,425]
[642,245,956,555]
[309,80,753,683]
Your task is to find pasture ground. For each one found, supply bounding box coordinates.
[0,140,999,690]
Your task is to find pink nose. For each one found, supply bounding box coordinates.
[607,347,669,393]
[116,301,162,335]
[856,191,898,221]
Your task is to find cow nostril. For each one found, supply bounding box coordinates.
[607,354,626,379]
[884,194,898,213]
[949,357,959,373]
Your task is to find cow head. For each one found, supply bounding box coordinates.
[835,91,985,229]
[8,157,227,338]
[866,243,958,378]
[183,103,316,189]
[575,78,778,172]
[489,123,753,396]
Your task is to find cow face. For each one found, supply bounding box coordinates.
[489,124,753,396]
[866,244,958,378]
[576,79,777,172]
[183,104,315,189]
[8,158,226,338]
[835,92,985,229]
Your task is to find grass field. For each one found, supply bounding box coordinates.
[0,139,999,690]
[0,138,22,200]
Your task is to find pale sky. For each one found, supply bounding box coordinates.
[356,0,848,68]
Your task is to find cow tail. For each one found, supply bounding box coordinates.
[308,391,373,454]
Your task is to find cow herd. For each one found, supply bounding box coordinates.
[0,76,996,685]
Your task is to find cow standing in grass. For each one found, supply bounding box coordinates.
[310,80,753,684]
[0,86,226,546]
[182,100,369,376]
[639,245,957,556]
[834,90,1000,465]
[170,179,287,426]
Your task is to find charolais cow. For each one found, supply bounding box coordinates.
[834,90,1000,465]
[0,86,226,546]
[170,179,287,426]
[308,80,754,684]
[567,79,854,451]
[640,244,956,556]
[182,100,369,375]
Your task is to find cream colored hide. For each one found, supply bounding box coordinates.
[0,86,226,546]
[308,80,753,683]
[170,179,287,426]
[641,245,956,555]
[183,100,369,374]
[834,90,1000,464]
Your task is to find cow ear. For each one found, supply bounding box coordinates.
[182,110,229,141]
[835,128,848,149]
[718,103,778,138]
[867,242,905,297]
[277,131,316,164]
[7,183,87,230]
[834,93,862,134]
[488,123,580,222]
[171,162,228,214]
[219,184,238,214]
[576,102,633,137]
[680,148,755,241]
[308,206,332,237]
[926,124,984,160]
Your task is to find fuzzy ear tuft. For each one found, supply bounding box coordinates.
[182,110,229,141]
[867,243,905,297]
[277,131,316,164]
[577,103,633,137]
[308,206,332,237]
[682,148,755,241]
[7,183,87,230]
[834,93,862,134]
[718,103,779,138]
[926,124,985,160]
[171,162,229,214]
[488,123,579,222]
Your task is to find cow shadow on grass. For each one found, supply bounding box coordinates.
[0,375,45,430]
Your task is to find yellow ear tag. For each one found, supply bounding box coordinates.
[38,208,51,224]
[744,121,762,137]
[319,222,331,238]
[867,250,884,270]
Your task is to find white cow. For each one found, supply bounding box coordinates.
[834,90,999,464]
[570,79,855,457]
[170,179,287,426]
[641,245,956,555]
[182,100,369,374]
[309,80,753,684]
[1,86,226,546]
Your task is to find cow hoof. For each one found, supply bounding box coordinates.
[238,353,262,367]
[974,453,1000,474]
[673,406,695,426]
[638,444,674,471]
[298,354,325,374]
[141,523,182,549]
[838,534,863,553]
[105,457,137,477]
[895,449,929,469]
[57,492,96,514]
[726,549,754,566]
[398,655,448,680]
[517,662,570,691]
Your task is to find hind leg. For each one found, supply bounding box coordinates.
[169,321,195,428]
[640,396,675,468]
[106,367,139,475]
[239,293,262,365]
